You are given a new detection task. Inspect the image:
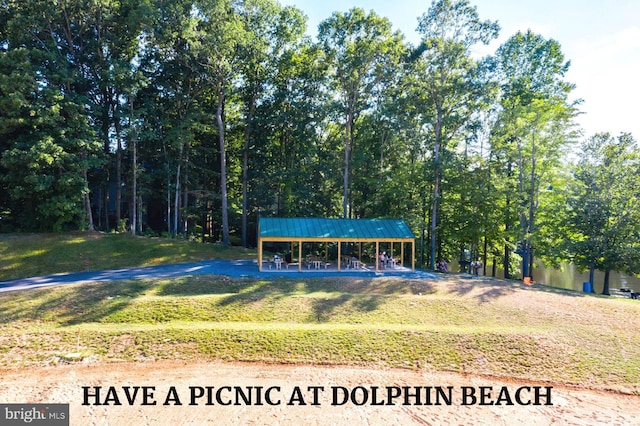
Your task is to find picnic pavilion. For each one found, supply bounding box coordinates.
[257,217,416,272]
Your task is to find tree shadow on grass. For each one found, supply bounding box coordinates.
[216,276,436,309]
[213,278,409,322]
[213,280,304,306]
[444,275,517,302]
[443,274,594,303]
[0,280,153,326]
[528,283,596,298]
[46,280,156,326]
[312,294,353,322]
[157,276,247,296]
[0,275,435,327]
[352,295,384,312]
[311,294,384,323]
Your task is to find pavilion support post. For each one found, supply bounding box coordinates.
[338,242,342,271]
[375,241,379,272]
[412,240,415,271]
[298,240,302,272]
[258,238,263,271]
[400,243,404,268]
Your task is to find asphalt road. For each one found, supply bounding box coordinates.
[0,260,438,293]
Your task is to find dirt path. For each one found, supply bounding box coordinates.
[1,361,639,425]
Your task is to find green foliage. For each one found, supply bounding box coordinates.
[412,0,500,269]
[533,167,575,267]
[489,29,578,278]
[0,0,636,281]
[0,45,101,231]
[567,133,640,282]
[318,7,405,218]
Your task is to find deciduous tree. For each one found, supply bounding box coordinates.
[490,30,577,279]
[568,133,640,294]
[318,8,403,218]
[413,0,499,269]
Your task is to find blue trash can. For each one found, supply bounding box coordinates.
[583,282,592,293]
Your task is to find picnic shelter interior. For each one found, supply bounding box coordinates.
[257,217,416,272]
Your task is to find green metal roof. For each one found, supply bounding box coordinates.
[259,217,415,240]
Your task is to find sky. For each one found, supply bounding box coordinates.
[279,0,640,142]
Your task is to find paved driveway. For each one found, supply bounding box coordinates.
[0,260,439,293]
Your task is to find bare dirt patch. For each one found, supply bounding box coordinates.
[1,360,639,425]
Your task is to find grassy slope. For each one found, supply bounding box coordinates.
[0,232,255,281]
[0,233,639,395]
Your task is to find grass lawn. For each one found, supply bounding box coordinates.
[1,232,639,395]
[1,273,639,395]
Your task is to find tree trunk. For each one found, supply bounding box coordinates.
[343,111,352,218]
[430,171,440,270]
[81,150,95,232]
[182,148,189,238]
[377,130,386,209]
[84,192,94,231]
[430,107,443,271]
[130,99,137,236]
[217,87,230,246]
[101,93,111,232]
[103,184,110,231]
[137,195,142,235]
[115,117,123,229]
[420,223,425,267]
[242,92,256,247]
[527,132,536,279]
[166,173,171,235]
[421,187,429,268]
[492,255,497,277]
[602,269,611,295]
[504,163,512,279]
[131,139,137,236]
[483,233,488,276]
[503,238,510,279]
[173,143,183,237]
